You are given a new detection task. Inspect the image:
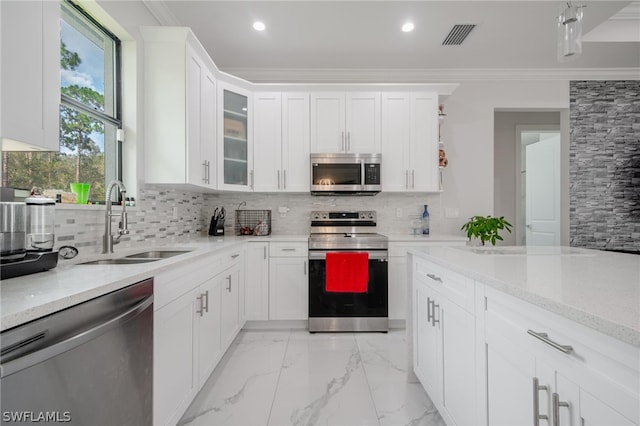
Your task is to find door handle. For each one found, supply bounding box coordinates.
[552,393,570,426]
[533,377,549,425]
[202,161,207,183]
[412,170,415,189]
[231,253,240,259]
[427,297,432,323]
[283,170,287,189]
[341,131,345,151]
[196,294,204,316]
[347,132,351,152]
[431,301,440,325]
[226,275,232,292]
[426,273,442,283]
[527,330,573,354]
[304,261,307,275]
[405,170,409,189]
[277,170,281,189]
[250,170,254,189]
[263,245,267,260]
[203,290,209,313]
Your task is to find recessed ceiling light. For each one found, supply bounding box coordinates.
[253,21,266,31]
[402,22,415,33]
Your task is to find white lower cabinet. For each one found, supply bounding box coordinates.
[269,242,308,320]
[484,286,639,426]
[412,258,477,426]
[153,248,245,426]
[244,242,269,320]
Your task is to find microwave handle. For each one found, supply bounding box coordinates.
[361,160,366,188]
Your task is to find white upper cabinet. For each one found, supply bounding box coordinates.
[1,0,60,151]
[218,81,253,191]
[382,92,439,192]
[311,92,380,153]
[141,27,217,189]
[254,92,310,192]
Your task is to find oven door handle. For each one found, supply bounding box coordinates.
[308,250,388,261]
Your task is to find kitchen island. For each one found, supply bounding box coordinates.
[407,246,639,425]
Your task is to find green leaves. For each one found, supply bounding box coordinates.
[460,215,513,246]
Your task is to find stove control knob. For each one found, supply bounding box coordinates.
[322,214,328,219]
[368,213,374,219]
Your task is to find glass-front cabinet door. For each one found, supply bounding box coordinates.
[218,82,252,191]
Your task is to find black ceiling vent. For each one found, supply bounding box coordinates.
[442,24,476,46]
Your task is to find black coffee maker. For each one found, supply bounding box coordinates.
[208,207,225,236]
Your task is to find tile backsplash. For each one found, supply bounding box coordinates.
[53,185,445,256]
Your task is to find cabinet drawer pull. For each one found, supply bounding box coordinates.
[533,377,549,425]
[527,330,573,354]
[196,294,204,317]
[552,393,570,426]
[426,273,443,283]
[281,248,297,252]
[231,253,240,259]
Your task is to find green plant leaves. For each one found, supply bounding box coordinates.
[460,215,513,246]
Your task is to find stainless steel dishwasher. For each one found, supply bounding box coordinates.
[0,278,153,425]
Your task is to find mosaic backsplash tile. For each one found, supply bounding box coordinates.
[569,80,640,252]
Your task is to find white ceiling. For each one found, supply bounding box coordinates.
[145,1,640,76]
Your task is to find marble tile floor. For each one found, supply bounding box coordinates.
[179,329,445,426]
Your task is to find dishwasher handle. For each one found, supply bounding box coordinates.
[0,296,153,378]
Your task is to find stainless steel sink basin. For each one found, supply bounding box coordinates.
[79,258,160,265]
[125,250,192,259]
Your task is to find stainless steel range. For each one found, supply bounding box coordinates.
[308,211,388,332]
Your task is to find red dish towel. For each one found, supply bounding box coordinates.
[325,252,369,293]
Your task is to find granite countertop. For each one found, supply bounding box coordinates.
[409,246,640,347]
[1,235,310,332]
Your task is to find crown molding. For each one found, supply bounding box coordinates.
[221,67,640,83]
[141,0,179,26]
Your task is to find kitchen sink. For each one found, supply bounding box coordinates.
[79,258,160,265]
[125,250,192,259]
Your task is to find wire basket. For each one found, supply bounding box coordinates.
[235,209,271,236]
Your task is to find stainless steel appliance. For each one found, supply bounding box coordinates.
[310,153,381,195]
[25,196,55,251]
[308,210,388,332]
[0,202,27,260]
[0,279,154,425]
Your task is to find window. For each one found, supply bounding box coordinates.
[2,0,121,202]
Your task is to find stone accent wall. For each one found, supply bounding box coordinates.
[569,81,640,252]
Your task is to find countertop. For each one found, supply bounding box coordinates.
[0,233,466,332]
[409,246,640,347]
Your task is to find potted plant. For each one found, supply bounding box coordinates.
[460,215,513,246]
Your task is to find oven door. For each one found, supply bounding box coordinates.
[308,249,388,318]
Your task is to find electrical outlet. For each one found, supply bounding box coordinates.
[396,208,403,218]
[445,207,459,218]
[172,206,178,219]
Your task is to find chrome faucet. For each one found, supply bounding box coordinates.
[103,180,129,253]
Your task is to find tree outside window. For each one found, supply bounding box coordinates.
[1,0,120,202]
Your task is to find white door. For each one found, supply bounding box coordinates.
[220,265,240,347]
[201,70,216,188]
[346,92,380,153]
[253,92,282,192]
[244,242,270,320]
[381,93,411,192]
[186,49,203,186]
[282,93,311,192]
[410,93,439,192]
[525,133,561,245]
[310,93,345,153]
[269,257,308,320]
[197,278,221,385]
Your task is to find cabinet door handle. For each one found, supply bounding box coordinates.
[427,297,433,323]
[405,170,409,189]
[226,275,232,292]
[527,330,574,354]
[203,290,209,313]
[263,246,267,260]
[552,393,570,426]
[304,261,307,275]
[283,170,287,190]
[341,131,345,151]
[250,170,254,189]
[207,160,211,184]
[202,161,207,183]
[533,377,549,425]
[412,169,415,189]
[426,273,442,283]
[431,301,440,325]
[347,132,351,152]
[277,170,281,189]
[196,294,204,316]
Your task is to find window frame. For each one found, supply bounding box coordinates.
[60,0,123,185]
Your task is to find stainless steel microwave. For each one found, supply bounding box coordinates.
[310,153,381,195]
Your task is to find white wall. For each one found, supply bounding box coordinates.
[438,80,569,236]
